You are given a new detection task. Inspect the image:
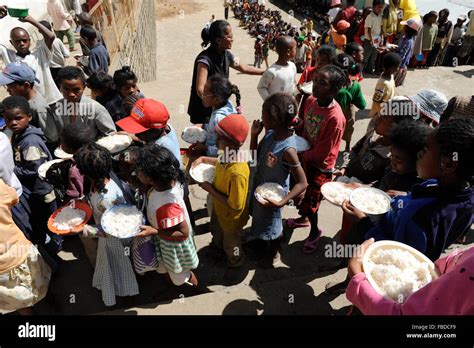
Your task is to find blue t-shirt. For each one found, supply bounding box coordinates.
[206,100,236,157]
[155,124,183,168]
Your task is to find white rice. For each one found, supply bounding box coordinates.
[366,248,433,302]
[190,163,215,183]
[351,188,391,214]
[96,134,132,153]
[101,205,143,238]
[256,183,286,202]
[53,207,86,231]
[182,126,207,143]
[322,182,353,205]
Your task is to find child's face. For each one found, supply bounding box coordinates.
[202,82,219,108]
[137,170,154,187]
[374,115,395,137]
[315,53,331,70]
[136,128,164,143]
[390,146,413,175]
[118,80,138,99]
[4,107,31,134]
[312,71,333,100]
[6,82,29,98]
[416,131,442,179]
[287,39,297,60]
[261,108,274,130]
[61,78,85,103]
[353,48,364,63]
[428,15,438,25]
[373,4,384,15]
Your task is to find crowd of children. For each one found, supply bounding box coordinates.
[0,2,472,316]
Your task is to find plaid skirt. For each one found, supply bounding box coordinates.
[298,166,333,217]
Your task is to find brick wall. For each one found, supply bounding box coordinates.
[111,0,157,82]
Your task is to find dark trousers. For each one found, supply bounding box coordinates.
[363,40,378,74]
[225,7,229,20]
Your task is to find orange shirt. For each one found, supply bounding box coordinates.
[330,29,347,50]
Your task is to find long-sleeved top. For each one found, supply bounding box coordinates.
[12,126,54,197]
[29,92,60,145]
[84,43,109,75]
[346,246,474,315]
[41,38,70,68]
[47,0,72,31]
[54,95,117,140]
[396,35,415,68]
[297,97,346,171]
[366,179,474,261]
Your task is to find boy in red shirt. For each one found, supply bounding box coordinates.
[288,65,347,253]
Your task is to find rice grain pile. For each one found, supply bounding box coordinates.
[366,248,434,302]
[101,205,143,238]
[182,126,207,143]
[351,188,391,214]
[96,134,131,153]
[53,207,86,230]
[322,182,353,205]
[190,163,215,183]
[256,183,286,202]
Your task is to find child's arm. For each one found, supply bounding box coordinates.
[257,69,273,100]
[94,104,117,135]
[346,243,474,315]
[19,15,55,50]
[200,173,248,211]
[13,146,48,181]
[250,120,263,156]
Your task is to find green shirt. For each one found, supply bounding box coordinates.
[422,24,438,50]
[335,81,367,112]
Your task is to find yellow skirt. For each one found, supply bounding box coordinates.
[0,245,51,314]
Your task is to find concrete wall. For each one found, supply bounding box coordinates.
[111,0,157,83]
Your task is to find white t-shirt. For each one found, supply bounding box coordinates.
[0,132,23,197]
[40,38,70,68]
[327,8,341,23]
[257,61,297,100]
[0,44,63,104]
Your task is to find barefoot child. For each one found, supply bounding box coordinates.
[249,93,308,262]
[136,145,199,287]
[287,65,347,253]
[195,114,250,268]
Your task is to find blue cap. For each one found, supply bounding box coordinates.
[0,62,40,85]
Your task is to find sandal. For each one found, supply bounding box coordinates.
[283,218,310,229]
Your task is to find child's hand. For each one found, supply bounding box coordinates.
[251,120,263,138]
[386,190,407,197]
[18,15,34,23]
[259,197,285,208]
[348,238,374,278]
[341,200,366,221]
[0,5,7,18]
[137,225,158,237]
[198,181,213,193]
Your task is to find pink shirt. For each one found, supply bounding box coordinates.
[47,0,72,31]
[346,247,474,315]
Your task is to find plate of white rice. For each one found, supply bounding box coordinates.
[101,204,145,239]
[38,159,65,179]
[52,207,86,231]
[190,163,215,183]
[362,241,439,302]
[182,126,207,144]
[96,134,133,154]
[255,182,286,204]
[350,187,392,215]
[54,147,74,159]
[321,182,355,206]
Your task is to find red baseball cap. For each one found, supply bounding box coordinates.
[116,98,170,134]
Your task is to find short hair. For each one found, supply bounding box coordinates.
[319,65,348,93]
[10,27,29,40]
[262,93,298,128]
[372,0,384,7]
[436,118,474,181]
[389,119,432,166]
[345,42,363,56]
[60,123,95,153]
[275,35,295,53]
[86,71,115,91]
[80,25,97,40]
[383,52,402,70]
[2,96,31,115]
[57,66,86,85]
[39,20,52,32]
[316,44,337,63]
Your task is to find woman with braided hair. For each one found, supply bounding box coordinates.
[74,143,139,307]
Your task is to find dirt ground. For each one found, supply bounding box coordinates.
[155,0,205,20]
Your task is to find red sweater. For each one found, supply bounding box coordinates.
[297,97,345,171]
